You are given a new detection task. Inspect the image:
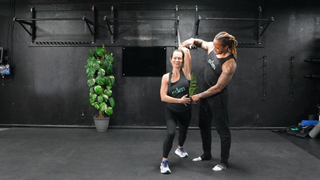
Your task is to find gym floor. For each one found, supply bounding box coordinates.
[0,128,319,180]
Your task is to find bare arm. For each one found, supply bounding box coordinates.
[192,59,237,100]
[180,38,213,52]
[179,47,191,80]
[160,73,191,105]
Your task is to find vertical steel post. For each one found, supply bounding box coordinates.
[92,5,96,44]
[258,6,262,45]
[289,56,295,101]
[262,56,267,101]
[195,5,199,38]
[110,6,114,43]
[31,7,36,43]
[175,5,179,45]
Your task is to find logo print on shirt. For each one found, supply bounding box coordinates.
[172,87,186,95]
[208,59,216,70]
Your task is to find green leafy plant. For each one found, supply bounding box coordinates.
[189,72,198,97]
[84,45,115,118]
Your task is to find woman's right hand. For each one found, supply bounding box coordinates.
[180,94,191,106]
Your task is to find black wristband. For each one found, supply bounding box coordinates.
[194,40,203,47]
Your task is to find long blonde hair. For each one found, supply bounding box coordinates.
[214,31,238,61]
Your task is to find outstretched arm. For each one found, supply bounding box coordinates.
[191,59,237,101]
[180,38,213,52]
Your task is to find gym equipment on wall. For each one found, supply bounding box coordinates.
[194,6,274,47]
[104,5,180,45]
[304,59,320,79]
[13,6,97,46]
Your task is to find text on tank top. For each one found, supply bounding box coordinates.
[204,51,234,94]
[167,69,191,112]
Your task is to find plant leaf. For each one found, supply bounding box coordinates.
[95,77,105,86]
[92,102,100,110]
[104,89,112,97]
[89,49,94,57]
[89,92,97,100]
[102,94,109,101]
[96,47,106,57]
[97,68,105,76]
[189,73,198,96]
[94,85,103,94]
[86,67,96,78]
[105,107,113,116]
[99,103,107,111]
[87,78,95,87]
[109,97,115,107]
[109,75,115,85]
[97,95,104,103]
[101,60,113,74]
[92,60,100,70]
[105,53,114,63]
[90,87,94,93]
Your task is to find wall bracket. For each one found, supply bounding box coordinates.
[13,6,97,44]
[194,6,274,46]
[304,59,320,79]
[104,5,180,44]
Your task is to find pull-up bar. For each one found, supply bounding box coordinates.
[104,5,180,44]
[13,6,97,44]
[194,6,274,46]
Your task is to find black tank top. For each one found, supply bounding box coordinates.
[167,69,191,112]
[203,51,234,94]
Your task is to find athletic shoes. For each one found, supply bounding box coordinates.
[160,160,171,174]
[192,156,202,161]
[212,163,227,171]
[192,154,212,161]
[175,147,188,158]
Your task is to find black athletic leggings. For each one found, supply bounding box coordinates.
[163,106,191,158]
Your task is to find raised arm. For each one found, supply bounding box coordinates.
[191,59,237,101]
[179,47,191,80]
[160,73,191,106]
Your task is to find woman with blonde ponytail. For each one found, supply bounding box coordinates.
[181,31,237,172]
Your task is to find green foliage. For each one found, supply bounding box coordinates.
[189,73,198,96]
[84,45,115,117]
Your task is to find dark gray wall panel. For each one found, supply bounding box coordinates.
[0,0,319,127]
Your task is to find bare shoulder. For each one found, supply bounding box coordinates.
[204,41,214,53]
[223,58,237,73]
[162,73,169,81]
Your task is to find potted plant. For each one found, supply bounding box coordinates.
[84,44,115,132]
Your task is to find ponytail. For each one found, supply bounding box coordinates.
[214,31,238,61]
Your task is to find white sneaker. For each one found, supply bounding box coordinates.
[212,163,227,171]
[192,156,202,161]
[175,147,188,158]
[160,160,171,174]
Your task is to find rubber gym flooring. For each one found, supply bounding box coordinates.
[0,128,320,180]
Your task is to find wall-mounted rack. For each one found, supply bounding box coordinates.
[13,6,97,45]
[304,59,320,79]
[104,5,180,44]
[194,6,274,47]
